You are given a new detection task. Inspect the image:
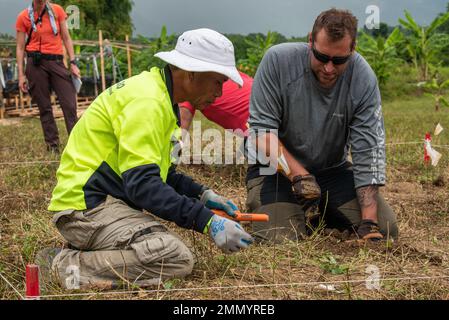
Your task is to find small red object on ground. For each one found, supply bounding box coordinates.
[25,264,40,299]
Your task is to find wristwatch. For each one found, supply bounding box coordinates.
[70,59,78,67]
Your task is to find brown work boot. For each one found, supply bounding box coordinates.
[357,220,383,241]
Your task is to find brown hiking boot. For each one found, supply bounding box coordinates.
[357,220,383,241]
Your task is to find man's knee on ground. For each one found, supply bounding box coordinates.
[131,233,194,278]
[336,197,399,239]
[377,198,399,239]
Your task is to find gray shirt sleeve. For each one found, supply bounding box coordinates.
[249,47,283,132]
[349,60,386,188]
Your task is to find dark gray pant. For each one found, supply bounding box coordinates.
[246,165,398,243]
[25,57,78,148]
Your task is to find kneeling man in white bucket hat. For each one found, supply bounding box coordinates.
[38,28,252,290]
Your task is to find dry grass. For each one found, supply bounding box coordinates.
[0,94,448,300]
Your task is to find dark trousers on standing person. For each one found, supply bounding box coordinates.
[25,56,78,150]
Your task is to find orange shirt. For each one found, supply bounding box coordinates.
[16,4,67,55]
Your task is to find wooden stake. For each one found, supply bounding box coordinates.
[93,55,98,97]
[99,30,106,92]
[126,35,132,78]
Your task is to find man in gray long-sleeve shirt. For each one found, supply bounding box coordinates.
[246,8,397,242]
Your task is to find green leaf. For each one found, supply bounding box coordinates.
[431,78,439,87]
[427,12,449,36]
[398,18,417,35]
[359,32,378,47]
[441,97,449,107]
[358,48,378,56]
[377,37,385,51]
[385,27,403,47]
[404,10,421,32]
[399,11,421,36]
[441,79,449,89]
[160,25,167,42]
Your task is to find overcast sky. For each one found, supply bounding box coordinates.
[1,0,448,37]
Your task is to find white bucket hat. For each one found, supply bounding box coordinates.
[155,28,243,86]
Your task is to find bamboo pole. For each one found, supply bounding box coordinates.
[99,30,106,92]
[126,35,132,78]
[93,55,98,97]
[72,39,150,50]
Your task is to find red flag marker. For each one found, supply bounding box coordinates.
[25,264,40,299]
[424,133,431,164]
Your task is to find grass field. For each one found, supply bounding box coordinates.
[0,93,448,300]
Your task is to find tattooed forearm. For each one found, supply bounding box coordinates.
[356,185,379,209]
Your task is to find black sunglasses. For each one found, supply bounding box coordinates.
[311,45,352,65]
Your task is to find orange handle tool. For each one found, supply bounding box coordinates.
[212,209,269,222]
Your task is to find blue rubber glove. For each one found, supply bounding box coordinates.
[200,189,238,218]
[206,214,254,254]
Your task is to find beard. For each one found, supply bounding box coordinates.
[317,71,338,88]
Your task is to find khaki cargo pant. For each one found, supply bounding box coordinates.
[51,196,194,289]
[246,165,398,243]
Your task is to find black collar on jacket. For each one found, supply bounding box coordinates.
[162,65,180,127]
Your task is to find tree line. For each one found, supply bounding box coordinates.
[2,0,449,109]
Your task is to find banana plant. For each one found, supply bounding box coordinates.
[419,76,449,111]
[357,27,404,87]
[399,10,449,81]
[133,26,176,73]
[155,25,175,53]
[237,31,277,76]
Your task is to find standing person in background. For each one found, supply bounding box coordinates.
[16,0,80,153]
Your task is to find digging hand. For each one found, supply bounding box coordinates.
[292,174,321,205]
